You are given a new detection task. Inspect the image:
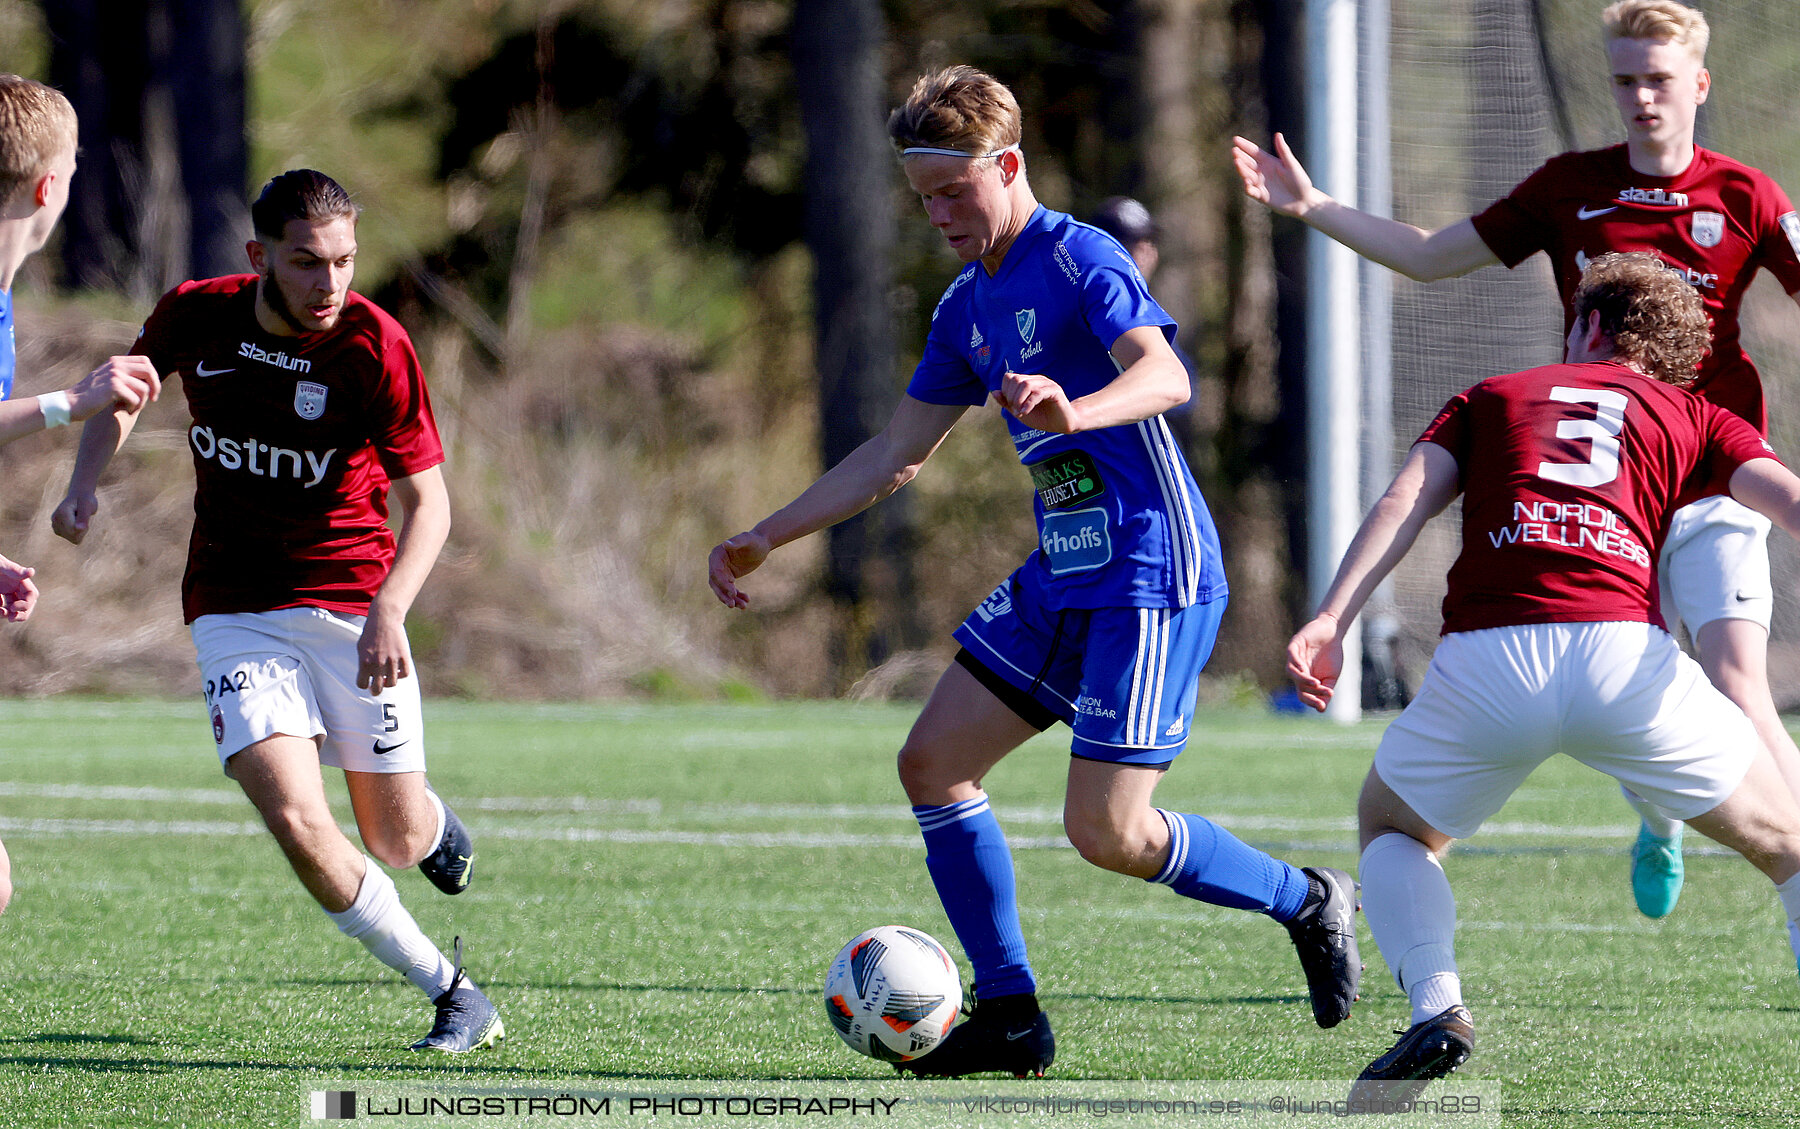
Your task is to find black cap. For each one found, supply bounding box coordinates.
[1090,196,1157,244]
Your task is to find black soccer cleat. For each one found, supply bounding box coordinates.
[1283,866,1362,1028]
[893,992,1054,1079]
[411,937,505,1053]
[1347,1004,1473,1107]
[418,796,475,895]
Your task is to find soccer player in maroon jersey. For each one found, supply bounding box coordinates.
[1287,253,1800,1089]
[1233,0,1800,920]
[0,74,160,917]
[50,170,501,1053]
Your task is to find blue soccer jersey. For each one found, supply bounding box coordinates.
[908,205,1226,610]
[0,289,13,400]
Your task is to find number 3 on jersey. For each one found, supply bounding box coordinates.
[1537,386,1628,487]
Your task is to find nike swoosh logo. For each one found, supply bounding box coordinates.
[372,739,409,755]
[1734,592,1754,602]
[193,362,235,377]
[1577,206,1618,220]
[1005,1028,1034,1041]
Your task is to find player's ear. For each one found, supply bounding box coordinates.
[997,149,1019,185]
[31,168,55,209]
[245,239,265,272]
[1694,66,1710,104]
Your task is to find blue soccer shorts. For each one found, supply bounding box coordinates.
[952,569,1227,765]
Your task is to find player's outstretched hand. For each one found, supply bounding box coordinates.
[710,531,771,609]
[356,603,412,690]
[994,371,1079,434]
[1285,613,1345,713]
[0,554,38,622]
[50,491,97,545]
[1231,133,1322,219]
[68,355,161,422]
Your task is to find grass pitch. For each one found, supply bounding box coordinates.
[0,699,1792,1126]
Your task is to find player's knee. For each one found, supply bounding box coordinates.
[365,819,436,870]
[259,800,342,857]
[1062,811,1139,874]
[896,739,952,805]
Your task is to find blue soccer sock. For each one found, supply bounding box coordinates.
[1147,808,1311,921]
[913,794,1036,999]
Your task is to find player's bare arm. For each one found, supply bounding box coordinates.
[709,396,967,609]
[357,463,450,691]
[1287,441,1460,710]
[1231,133,1500,282]
[1727,457,1800,542]
[0,355,158,447]
[993,325,1187,434]
[50,400,146,545]
[0,552,37,622]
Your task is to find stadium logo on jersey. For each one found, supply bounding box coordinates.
[1027,449,1107,510]
[1039,508,1112,574]
[237,341,312,373]
[294,381,329,420]
[1015,309,1037,343]
[1691,211,1724,248]
[1615,187,1689,208]
[189,425,338,487]
[1780,212,1800,259]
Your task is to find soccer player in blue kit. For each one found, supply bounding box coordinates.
[709,66,1361,1077]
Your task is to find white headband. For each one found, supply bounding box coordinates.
[900,142,1021,160]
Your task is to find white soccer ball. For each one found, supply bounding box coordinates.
[823,926,963,1062]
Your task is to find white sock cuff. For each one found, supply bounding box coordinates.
[426,789,448,850]
[1619,784,1683,839]
[1360,831,1440,874]
[325,857,396,940]
[1777,870,1800,919]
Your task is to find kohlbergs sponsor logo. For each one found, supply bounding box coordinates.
[973,581,1014,623]
[189,425,338,487]
[1616,186,1689,207]
[238,341,312,373]
[1039,507,1112,575]
[294,380,328,420]
[1691,211,1724,248]
[1780,212,1800,260]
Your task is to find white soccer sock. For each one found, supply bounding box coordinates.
[1777,871,1800,967]
[325,858,456,999]
[1360,832,1464,1025]
[1619,784,1683,840]
[425,789,448,852]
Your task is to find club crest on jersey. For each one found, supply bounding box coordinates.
[1780,212,1800,259]
[1691,211,1724,248]
[293,381,328,420]
[1015,309,1036,343]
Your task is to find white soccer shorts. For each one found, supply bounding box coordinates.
[1658,493,1773,634]
[190,606,427,774]
[1374,621,1755,840]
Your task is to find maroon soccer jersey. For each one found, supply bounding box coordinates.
[1419,360,1775,634]
[1471,145,1800,433]
[133,275,445,622]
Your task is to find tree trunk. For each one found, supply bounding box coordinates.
[792,0,916,682]
[46,0,247,293]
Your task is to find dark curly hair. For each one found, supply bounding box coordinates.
[1570,251,1711,386]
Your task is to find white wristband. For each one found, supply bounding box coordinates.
[36,390,72,429]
